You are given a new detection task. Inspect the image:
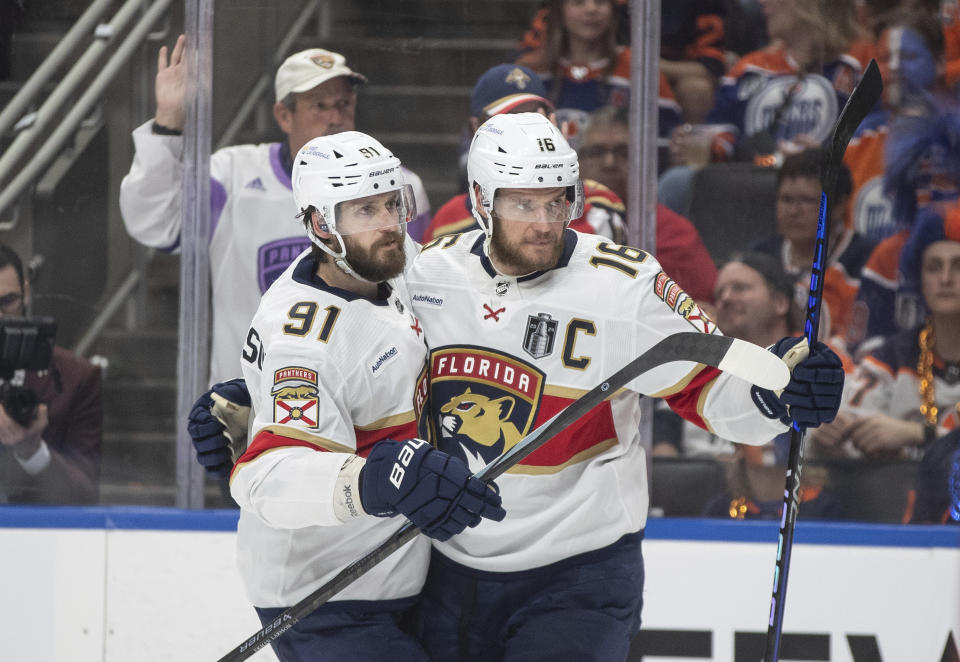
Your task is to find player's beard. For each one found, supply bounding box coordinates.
[490,216,565,275]
[343,230,406,282]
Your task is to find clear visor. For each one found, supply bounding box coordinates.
[491,182,583,224]
[328,184,416,236]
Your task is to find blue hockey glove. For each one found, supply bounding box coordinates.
[359,438,506,541]
[186,378,252,478]
[751,337,844,429]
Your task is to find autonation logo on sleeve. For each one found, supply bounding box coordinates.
[371,346,399,375]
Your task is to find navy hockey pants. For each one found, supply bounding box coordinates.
[410,530,645,662]
[255,597,429,662]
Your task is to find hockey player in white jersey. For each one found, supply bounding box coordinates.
[119,38,430,385]
[229,132,504,662]
[405,112,845,661]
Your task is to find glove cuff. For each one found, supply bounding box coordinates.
[333,455,368,522]
[751,385,791,426]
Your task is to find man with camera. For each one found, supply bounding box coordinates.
[0,244,102,504]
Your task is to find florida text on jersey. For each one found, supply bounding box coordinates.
[407,229,786,573]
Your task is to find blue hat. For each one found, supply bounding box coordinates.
[471,64,553,118]
[900,202,960,288]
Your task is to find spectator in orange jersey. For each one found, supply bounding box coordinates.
[516,0,727,124]
[814,205,960,460]
[846,10,960,353]
[513,0,682,150]
[707,0,871,163]
[843,11,948,244]
[752,148,875,347]
[659,0,871,219]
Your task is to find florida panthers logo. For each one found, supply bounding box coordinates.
[429,346,545,470]
[440,388,524,452]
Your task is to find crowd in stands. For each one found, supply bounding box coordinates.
[3,0,957,526]
[503,0,960,525]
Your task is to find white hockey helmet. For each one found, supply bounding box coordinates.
[292,132,415,276]
[467,112,583,238]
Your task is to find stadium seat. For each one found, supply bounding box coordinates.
[650,457,727,517]
[811,459,919,524]
[687,163,779,264]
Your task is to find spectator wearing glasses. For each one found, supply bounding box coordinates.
[0,244,102,504]
[752,148,876,347]
[578,105,718,303]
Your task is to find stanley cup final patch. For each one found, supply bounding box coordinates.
[272,367,321,429]
[523,313,558,359]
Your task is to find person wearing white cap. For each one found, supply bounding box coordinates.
[119,35,430,386]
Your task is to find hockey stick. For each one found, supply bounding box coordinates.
[219,332,789,662]
[763,59,882,662]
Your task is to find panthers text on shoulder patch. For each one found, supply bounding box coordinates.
[271,366,320,429]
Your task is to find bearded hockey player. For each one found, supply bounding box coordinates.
[405,112,844,661]
[228,131,504,662]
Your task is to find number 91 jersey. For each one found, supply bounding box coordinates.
[407,229,785,573]
[231,249,431,608]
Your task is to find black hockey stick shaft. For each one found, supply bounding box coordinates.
[220,332,788,662]
[763,59,882,662]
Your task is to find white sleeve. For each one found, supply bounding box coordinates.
[625,261,788,445]
[230,446,353,529]
[232,320,366,529]
[118,120,186,250]
[701,371,789,444]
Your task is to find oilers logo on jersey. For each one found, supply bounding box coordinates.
[430,346,545,469]
[744,74,838,144]
[271,367,321,429]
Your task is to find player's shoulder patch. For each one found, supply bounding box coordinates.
[653,270,717,334]
[271,366,321,429]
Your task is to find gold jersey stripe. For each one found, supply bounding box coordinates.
[355,409,416,431]
[505,437,618,475]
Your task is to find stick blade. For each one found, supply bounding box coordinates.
[825,59,883,168]
[717,337,790,390]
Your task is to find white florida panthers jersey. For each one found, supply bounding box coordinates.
[119,120,430,384]
[230,249,431,607]
[407,229,787,572]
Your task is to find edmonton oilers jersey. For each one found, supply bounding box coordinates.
[708,46,864,154]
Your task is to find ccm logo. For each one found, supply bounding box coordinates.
[389,438,427,489]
